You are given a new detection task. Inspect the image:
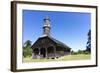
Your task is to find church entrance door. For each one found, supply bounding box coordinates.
[40,48,46,58]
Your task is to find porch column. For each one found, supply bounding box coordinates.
[38,48,41,59]
[45,47,48,58]
[32,48,34,58]
[39,48,40,55]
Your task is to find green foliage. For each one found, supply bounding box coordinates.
[23,40,32,57]
[83,51,90,54]
[78,50,84,54]
[23,46,32,57]
[71,50,90,55]
[71,50,78,55]
[86,30,91,52]
[24,40,32,47]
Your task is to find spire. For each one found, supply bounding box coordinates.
[43,16,51,35]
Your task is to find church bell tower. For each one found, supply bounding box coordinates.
[43,16,51,35]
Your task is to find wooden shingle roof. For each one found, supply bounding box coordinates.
[39,35,71,49]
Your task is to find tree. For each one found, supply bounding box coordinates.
[23,40,32,57]
[86,30,91,52]
[78,50,83,54]
[24,40,32,48]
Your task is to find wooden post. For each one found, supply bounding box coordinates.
[39,48,40,55]
[38,48,41,59]
[45,47,48,58]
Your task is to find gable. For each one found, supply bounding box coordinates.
[31,36,56,49]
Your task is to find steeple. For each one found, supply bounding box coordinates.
[43,16,51,35]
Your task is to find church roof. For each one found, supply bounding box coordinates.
[39,35,71,49]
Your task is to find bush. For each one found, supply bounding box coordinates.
[23,46,32,57]
[71,50,90,55]
[23,40,32,57]
[71,51,78,55]
[84,51,90,54]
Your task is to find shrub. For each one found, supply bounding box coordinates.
[23,46,32,57]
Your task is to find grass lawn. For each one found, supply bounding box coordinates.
[23,54,91,63]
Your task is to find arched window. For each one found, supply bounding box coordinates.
[33,48,39,55]
[47,46,54,54]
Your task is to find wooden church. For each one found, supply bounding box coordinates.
[31,16,71,59]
